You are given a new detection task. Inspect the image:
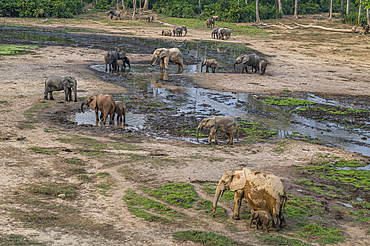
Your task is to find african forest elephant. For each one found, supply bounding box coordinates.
[150,48,184,72]
[250,210,272,233]
[108,10,121,20]
[206,18,215,28]
[217,28,231,40]
[81,94,115,124]
[211,15,220,21]
[114,101,126,123]
[173,26,187,37]
[162,30,172,36]
[213,168,287,230]
[44,75,77,102]
[104,50,118,72]
[116,57,131,71]
[196,116,239,145]
[201,59,217,73]
[211,28,220,39]
[234,53,261,73]
[258,60,267,75]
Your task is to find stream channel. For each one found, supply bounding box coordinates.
[2,26,370,156]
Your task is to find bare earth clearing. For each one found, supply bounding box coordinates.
[0,11,370,246]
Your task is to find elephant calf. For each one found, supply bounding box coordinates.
[162,30,172,36]
[197,116,239,145]
[201,59,217,73]
[250,210,272,233]
[44,75,77,102]
[114,101,126,123]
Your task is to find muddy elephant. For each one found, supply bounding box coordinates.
[211,15,220,21]
[146,16,154,22]
[211,28,220,39]
[81,94,115,124]
[116,57,131,71]
[161,30,172,36]
[213,168,287,230]
[173,26,187,37]
[201,59,217,73]
[196,116,239,145]
[234,53,261,73]
[258,60,267,75]
[44,75,77,102]
[250,210,272,233]
[206,18,215,28]
[108,10,121,20]
[104,50,119,72]
[114,100,126,123]
[217,28,231,40]
[150,48,184,72]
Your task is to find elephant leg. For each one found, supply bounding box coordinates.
[177,63,181,73]
[208,127,215,144]
[233,190,244,220]
[49,91,54,100]
[123,108,126,124]
[95,109,99,121]
[160,60,164,70]
[44,88,49,100]
[64,87,69,101]
[109,110,114,124]
[206,66,209,73]
[213,130,218,144]
[164,57,169,70]
[280,214,287,228]
[100,112,104,120]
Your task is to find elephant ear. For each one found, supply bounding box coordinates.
[89,97,97,109]
[159,49,169,59]
[62,77,71,87]
[230,170,246,191]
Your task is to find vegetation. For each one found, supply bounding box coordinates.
[0,234,46,245]
[0,0,83,18]
[173,230,248,246]
[0,44,38,56]
[262,97,316,107]
[29,182,78,199]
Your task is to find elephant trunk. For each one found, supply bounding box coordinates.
[196,125,202,142]
[233,62,237,72]
[150,54,158,66]
[81,101,86,113]
[212,183,225,217]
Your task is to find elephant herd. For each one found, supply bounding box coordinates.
[161,25,187,37]
[104,49,131,72]
[211,27,232,40]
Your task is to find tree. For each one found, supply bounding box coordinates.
[246,0,248,6]
[278,0,283,13]
[117,0,119,10]
[358,0,363,25]
[122,0,127,13]
[294,0,298,18]
[256,0,260,22]
[329,0,333,20]
[139,0,141,9]
[365,0,370,25]
[132,0,136,19]
[143,0,148,10]
[346,0,350,14]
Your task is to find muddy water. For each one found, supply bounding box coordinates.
[2,27,370,155]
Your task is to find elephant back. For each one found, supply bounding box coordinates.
[247,54,261,66]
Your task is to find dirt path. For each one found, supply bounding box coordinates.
[0,12,370,245]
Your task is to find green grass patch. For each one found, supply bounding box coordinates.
[96,172,110,178]
[262,97,316,107]
[29,182,78,200]
[0,234,46,245]
[24,103,53,122]
[67,168,86,175]
[239,119,277,140]
[143,182,198,209]
[173,230,248,246]
[29,146,58,155]
[77,174,92,183]
[97,183,112,196]
[260,234,310,246]
[110,142,144,151]
[0,44,38,56]
[123,190,181,223]
[20,123,36,129]
[297,223,344,245]
[58,137,108,150]
[65,157,86,166]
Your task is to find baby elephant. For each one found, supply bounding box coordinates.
[114,101,126,123]
[44,75,77,102]
[162,30,172,36]
[196,116,239,145]
[116,57,131,71]
[250,210,272,233]
[201,59,217,73]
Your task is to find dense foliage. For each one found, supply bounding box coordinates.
[341,9,369,26]
[0,0,83,18]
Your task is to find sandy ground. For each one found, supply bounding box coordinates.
[0,11,370,245]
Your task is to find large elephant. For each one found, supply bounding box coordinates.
[196,116,239,145]
[234,53,261,73]
[201,59,217,73]
[206,18,215,28]
[213,168,287,230]
[44,75,77,102]
[150,48,184,72]
[105,51,118,72]
[217,28,231,40]
[81,94,115,124]
[173,26,187,37]
[108,10,121,20]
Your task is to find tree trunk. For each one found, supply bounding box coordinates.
[132,0,136,20]
[341,0,344,12]
[367,8,370,25]
[294,0,298,18]
[329,0,333,20]
[278,0,283,13]
[358,0,363,26]
[122,0,127,14]
[117,0,119,9]
[143,0,148,10]
[245,0,247,6]
[346,0,350,15]
[256,0,260,22]
[139,0,141,9]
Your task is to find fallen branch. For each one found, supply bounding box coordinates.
[294,23,361,33]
